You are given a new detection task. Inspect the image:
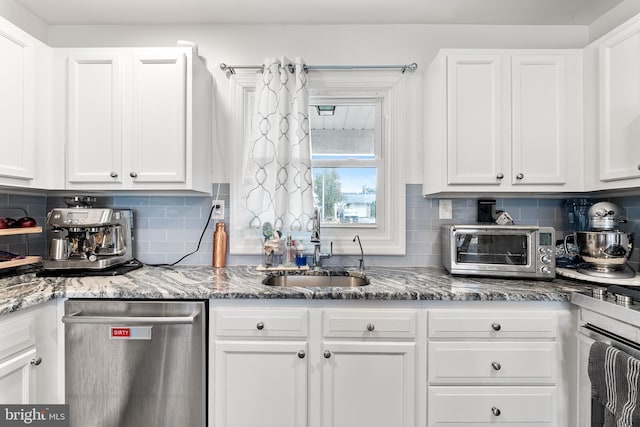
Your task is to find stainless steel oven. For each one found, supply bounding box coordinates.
[572,287,640,427]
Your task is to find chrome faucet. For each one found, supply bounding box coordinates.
[310,207,332,268]
[353,234,364,271]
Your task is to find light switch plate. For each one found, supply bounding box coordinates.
[439,199,453,220]
[211,200,225,220]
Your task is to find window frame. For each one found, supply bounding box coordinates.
[229,70,407,255]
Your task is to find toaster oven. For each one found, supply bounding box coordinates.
[442,224,556,280]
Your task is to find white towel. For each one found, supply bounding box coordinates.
[588,341,640,427]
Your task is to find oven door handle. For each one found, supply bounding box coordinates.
[580,324,640,355]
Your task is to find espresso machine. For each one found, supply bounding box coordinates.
[43,197,134,271]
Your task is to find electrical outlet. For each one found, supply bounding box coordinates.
[211,200,225,220]
[439,199,453,220]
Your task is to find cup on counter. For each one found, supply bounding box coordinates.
[49,237,69,260]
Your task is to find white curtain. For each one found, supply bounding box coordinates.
[241,57,314,232]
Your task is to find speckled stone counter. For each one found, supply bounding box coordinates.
[0,265,597,316]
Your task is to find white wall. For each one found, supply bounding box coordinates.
[46,24,590,184]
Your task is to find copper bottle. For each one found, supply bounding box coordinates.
[213,222,227,267]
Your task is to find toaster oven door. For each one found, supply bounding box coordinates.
[454,230,530,267]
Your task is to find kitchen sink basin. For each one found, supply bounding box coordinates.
[262,271,369,288]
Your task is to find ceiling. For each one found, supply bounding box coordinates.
[15,0,623,26]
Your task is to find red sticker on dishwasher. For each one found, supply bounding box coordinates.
[111,327,130,337]
[109,326,152,340]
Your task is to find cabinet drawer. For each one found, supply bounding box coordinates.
[428,310,556,339]
[323,309,416,339]
[428,342,556,385]
[0,315,35,360]
[428,386,556,425]
[215,308,308,338]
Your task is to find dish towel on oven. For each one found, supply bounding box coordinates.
[589,341,640,427]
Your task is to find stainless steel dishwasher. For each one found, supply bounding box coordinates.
[62,299,207,427]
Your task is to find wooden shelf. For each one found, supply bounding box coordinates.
[0,256,42,270]
[0,226,42,236]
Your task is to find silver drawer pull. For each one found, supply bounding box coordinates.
[324,350,332,359]
[491,361,501,371]
[516,173,524,180]
[110,172,118,178]
[297,350,305,359]
[30,357,42,366]
[130,172,138,178]
[256,322,265,330]
[491,323,501,331]
[496,173,504,180]
[366,323,375,332]
[492,407,501,416]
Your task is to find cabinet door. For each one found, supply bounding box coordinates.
[599,23,640,182]
[214,341,308,427]
[0,348,36,403]
[67,54,123,183]
[0,26,35,180]
[511,55,566,185]
[446,55,504,185]
[321,342,415,427]
[130,52,187,183]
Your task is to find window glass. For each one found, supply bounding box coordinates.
[313,167,377,224]
[310,102,381,227]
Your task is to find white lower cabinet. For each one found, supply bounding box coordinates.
[426,308,570,427]
[215,341,308,427]
[211,302,574,427]
[212,305,417,427]
[0,300,61,404]
[320,309,416,427]
[320,342,415,427]
[428,386,557,425]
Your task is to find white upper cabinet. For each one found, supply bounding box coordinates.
[66,53,123,184]
[445,54,503,186]
[0,17,51,189]
[423,49,583,196]
[590,17,640,188]
[57,45,212,193]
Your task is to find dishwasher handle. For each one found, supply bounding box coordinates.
[62,309,200,325]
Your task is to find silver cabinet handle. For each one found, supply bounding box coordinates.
[496,173,504,180]
[637,164,640,171]
[366,323,375,332]
[256,322,265,330]
[297,350,306,359]
[491,407,501,416]
[491,323,501,331]
[62,310,199,325]
[110,172,118,178]
[130,172,138,178]
[324,350,332,359]
[491,361,501,371]
[516,173,524,180]
[30,357,42,366]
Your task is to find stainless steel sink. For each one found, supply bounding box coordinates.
[262,271,369,288]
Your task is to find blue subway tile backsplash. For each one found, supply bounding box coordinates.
[1,184,638,270]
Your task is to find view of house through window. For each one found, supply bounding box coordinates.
[310,102,382,226]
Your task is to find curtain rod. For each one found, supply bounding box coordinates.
[219,62,418,77]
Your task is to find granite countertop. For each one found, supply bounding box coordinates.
[0,265,596,316]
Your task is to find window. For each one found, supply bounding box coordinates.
[229,70,409,255]
[310,101,382,227]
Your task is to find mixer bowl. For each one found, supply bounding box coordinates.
[575,231,633,267]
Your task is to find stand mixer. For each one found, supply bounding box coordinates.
[565,201,635,279]
[43,197,134,271]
